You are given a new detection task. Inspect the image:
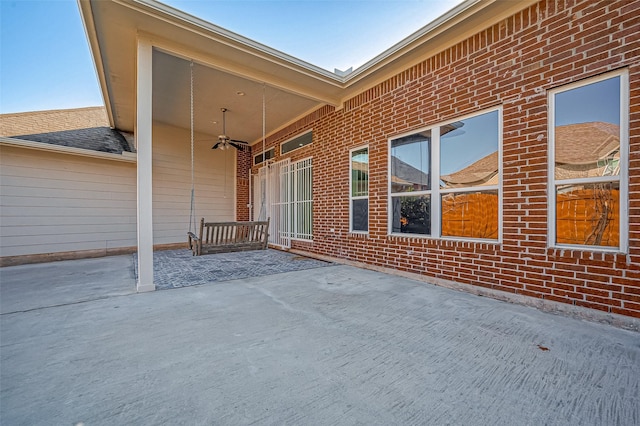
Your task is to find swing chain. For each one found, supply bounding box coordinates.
[189,61,196,234]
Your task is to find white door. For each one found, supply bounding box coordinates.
[253,160,291,249]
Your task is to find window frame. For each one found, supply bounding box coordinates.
[547,69,629,252]
[388,106,503,243]
[350,145,369,234]
[254,147,275,165]
[281,130,313,155]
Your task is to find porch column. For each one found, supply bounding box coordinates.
[136,37,154,292]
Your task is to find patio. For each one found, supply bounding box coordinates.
[1,252,639,425]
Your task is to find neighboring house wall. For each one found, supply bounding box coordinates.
[254,0,640,318]
[0,145,137,257]
[0,107,108,137]
[0,121,235,260]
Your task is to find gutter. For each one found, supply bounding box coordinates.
[0,137,137,163]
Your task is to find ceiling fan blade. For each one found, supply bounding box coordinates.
[212,142,222,150]
[229,139,249,145]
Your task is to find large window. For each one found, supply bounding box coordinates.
[548,70,628,251]
[350,146,369,232]
[389,108,501,241]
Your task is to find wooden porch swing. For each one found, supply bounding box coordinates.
[185,61,269,256]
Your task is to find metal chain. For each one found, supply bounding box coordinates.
[189,61,196,234]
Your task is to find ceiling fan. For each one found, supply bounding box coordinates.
[212,108,249,151]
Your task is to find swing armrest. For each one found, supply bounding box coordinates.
[187,232,201,256]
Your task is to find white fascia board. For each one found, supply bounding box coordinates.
[0,137,137,163]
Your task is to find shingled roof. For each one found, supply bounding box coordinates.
[555,121,619,165]
[11,127,133,154]
[440,151,499,188]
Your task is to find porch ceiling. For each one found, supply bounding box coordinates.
[79,0,538,144]
[78,0,344,143]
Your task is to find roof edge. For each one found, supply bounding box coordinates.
[0,137,137,163]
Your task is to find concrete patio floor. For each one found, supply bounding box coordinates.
[1,254,639,425]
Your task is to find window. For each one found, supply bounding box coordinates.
[549,70,628,251]
[390,131,431,235]
[389,108,501,241]
[281,131,312,154]
[350,146,369,232]
[254,148,274,165]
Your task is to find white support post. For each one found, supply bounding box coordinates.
[136,37,155,292]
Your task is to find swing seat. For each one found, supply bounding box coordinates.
[187,218,270,256]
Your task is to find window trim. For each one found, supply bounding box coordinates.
[547,69,629,253]
[280,129,313,155]
[387,106,503,243]
[350,145,369,234]
[254,147,274,165]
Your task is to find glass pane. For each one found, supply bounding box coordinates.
[441,190,498,239]
[255,148,274,165]
[556,182,619,247]
[440,110,499,189]
[351,199,368,232]
[391,195,430,235]
[351,148,368,197]
[391,131,430,193]
[282,132,312,154]
[554,77,621,180]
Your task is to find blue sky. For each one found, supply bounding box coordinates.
[0,0,463,114]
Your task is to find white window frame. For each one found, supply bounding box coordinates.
[388,106,503,243]
[548,69,629,252]
[254,147,274,165]
[350,145,369,234]
[280,129,313,155]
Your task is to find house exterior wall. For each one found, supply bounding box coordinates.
[0,145,138,257]
[253,0,640,319]
[0,122,235,261]
[151,122,235,244]
[236,147,252,221]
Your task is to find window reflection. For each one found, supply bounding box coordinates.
[552,75,622,248]
[391,131,430,192]
[352,198,368,232]
[351,148,368,197]
[441,191,498,239]
[554,77,621,180]
[556,182,619,247]
[391,195,430,235]
[440,110,499,189]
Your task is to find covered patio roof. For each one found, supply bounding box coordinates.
[78,0,536,145]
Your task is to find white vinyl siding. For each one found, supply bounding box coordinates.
[0,146,137,256]
[152,122,234,245]
[0,122,235,257]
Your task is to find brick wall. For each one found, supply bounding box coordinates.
[251,0,640,319]
[236,146,252,221]
[0,107,108,137]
